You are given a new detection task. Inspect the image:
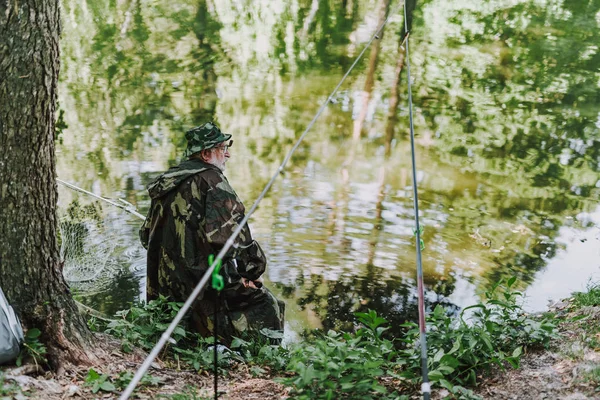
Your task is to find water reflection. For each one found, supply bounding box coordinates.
[74,271,144,317]
[57,0,599,333]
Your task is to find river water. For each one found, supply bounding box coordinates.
[56,0,600,336]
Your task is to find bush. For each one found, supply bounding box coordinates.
[283,310,405,400]
[103,296,245,373]
[281,278,557,399]
[99,278,557,399]
[105,295,189,353]
[230,330,289,375]
[396,277,557,391]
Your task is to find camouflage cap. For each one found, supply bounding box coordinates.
[183,122,232,157]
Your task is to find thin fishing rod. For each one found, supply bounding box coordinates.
[119,4,403,399]
[57,179,146,220]
[213,294,219,400]
[403,1,431,399]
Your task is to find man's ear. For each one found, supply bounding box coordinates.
[200,149,212,162]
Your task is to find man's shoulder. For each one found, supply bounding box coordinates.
[194,166,228,187]
[148,160,217,196]
[173,160,224,185]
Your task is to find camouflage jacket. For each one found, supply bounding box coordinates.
[139,159,267,303]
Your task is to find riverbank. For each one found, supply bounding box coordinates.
[2,283,599,399]
[473,285,600,400]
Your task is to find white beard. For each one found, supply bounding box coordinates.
[206,154,226,171]
[214,161,226,171]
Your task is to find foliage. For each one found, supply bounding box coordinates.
[282,278,556,399]
[86,316,101,332]
[84,368,161,394]
[16,328,47,368]
[115,370,163,389]
[101,280,556,398]
[283,309,404,400]
[84,369,116,394]
[103,297,242,373]
[581,365,600,390]
[230,329,289,376]
[105,295,188,353]
[396,278,557,391]
[172,339,237,374]
[55,102,68,144]
[571,282,600,307]
[559,283,600,365]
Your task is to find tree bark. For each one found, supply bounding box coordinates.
[384,39,406,158]
[0,0,94,370]
[352,0,391,141]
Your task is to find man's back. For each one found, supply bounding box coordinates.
[141,158,247,301]
[139,122,284,344]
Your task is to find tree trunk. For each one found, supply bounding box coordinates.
[384,40,406,158]
[352,0,391,141]
[0,0,94,370]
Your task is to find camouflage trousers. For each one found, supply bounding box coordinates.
[191,284,285,346]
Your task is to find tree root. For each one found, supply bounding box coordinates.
[5,363,44,376]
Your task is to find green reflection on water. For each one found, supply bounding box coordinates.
[57,0,600,334]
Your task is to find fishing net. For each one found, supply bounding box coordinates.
[57,184,146,299]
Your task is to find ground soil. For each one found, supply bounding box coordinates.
[1,334,290,400]
[470,304,600,400]
[2,304,599,399]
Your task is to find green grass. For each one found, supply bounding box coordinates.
[583,365,600,382]
[578,365,600,395]
[572,282,600,307]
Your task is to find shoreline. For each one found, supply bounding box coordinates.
[1,284,599,399]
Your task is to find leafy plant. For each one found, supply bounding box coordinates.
[172,337,237,374]
[83,368,162,395]
[581,365,600,388]
[105,295,189,353]
[115,371,163,389]
[283,310,404,400]
[396,278,557,392]
[16,328,47,368]
[86,316,103,332]
[281,278,556,399]
[84,369,116,394]
[230,330,289,374]
[102,296,236,374]
[55,102,68,144]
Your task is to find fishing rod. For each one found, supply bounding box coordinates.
[403,0,431,398]
[118,2,404,398]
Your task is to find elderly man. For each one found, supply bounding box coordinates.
[139,122,284,345]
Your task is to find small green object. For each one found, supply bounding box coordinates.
[413,226,425,251]
[209,254,224,291]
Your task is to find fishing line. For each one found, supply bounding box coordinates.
[57,179,146,221]
[57,179,147,294]
[403,0,431,398]
[118,2,404,398]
